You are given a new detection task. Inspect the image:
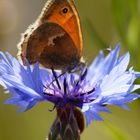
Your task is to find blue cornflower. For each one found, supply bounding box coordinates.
[0,44,140,139]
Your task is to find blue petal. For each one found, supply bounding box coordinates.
[83,104,111,126]
[82,45,140,127]
[87,44,120,84]
[0,52,46,111]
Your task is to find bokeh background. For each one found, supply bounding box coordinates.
[0,0,140,140]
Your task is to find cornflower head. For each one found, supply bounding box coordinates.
[0,44,140,140]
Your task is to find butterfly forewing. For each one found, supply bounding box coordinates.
[18,0,83,71]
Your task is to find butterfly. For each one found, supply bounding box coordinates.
[17,0,84,72]
[17,0,85,133]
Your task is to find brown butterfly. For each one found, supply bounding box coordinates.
[17,0,84,72]
[18,0,85,133]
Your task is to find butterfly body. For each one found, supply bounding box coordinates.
[18,0,83,71]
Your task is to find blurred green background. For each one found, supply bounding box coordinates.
[0,0,140,140]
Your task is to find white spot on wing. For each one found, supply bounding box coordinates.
[48,32,65,46]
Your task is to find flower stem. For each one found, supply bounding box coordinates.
[48,105,81,140]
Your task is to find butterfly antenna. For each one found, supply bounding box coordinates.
[44,71,66,90]
[51,68,62,89]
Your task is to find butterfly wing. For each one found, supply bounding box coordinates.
[40,0,83,56]
[20,22,80,71]
[17,0,83,71]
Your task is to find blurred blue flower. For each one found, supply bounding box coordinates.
[0,44,140,127]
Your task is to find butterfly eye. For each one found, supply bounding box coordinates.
[62,7,69,14]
